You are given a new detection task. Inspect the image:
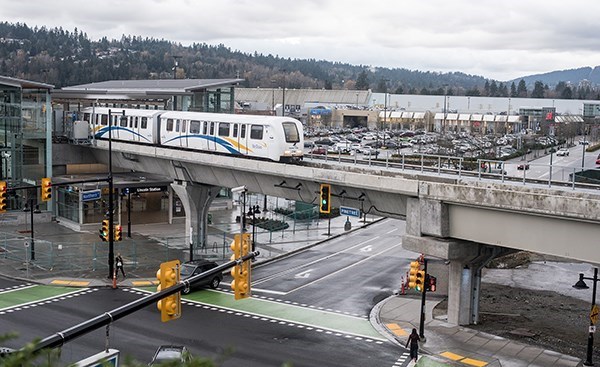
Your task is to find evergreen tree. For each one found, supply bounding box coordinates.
[510,82,517,97]
[356,70,369,90]
[531,81,545,98]
[517,79,528,97]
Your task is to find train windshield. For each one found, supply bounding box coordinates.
[282,122,300,143]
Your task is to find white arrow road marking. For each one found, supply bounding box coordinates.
[295,269,314,278]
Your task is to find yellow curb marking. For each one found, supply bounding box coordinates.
[440,351,464,361]
[50,280,90,287]
[462,358,488,367]
[385,323,409,336]
[132,281,156,286]
[440,351,487,366]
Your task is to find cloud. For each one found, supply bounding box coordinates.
[1,0,599,81]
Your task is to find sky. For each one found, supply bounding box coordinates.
[3,0,600,82]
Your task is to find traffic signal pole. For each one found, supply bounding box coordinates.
[419,258,428,339]
[107,110,115,279]
[30,251,259,354]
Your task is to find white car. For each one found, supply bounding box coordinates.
[556,148,569,156]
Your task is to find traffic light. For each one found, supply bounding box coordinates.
[156,260,181,322]
[99,219,110,241]
[415,269,426,292]
[426,275,437,292]
[230,233,251,300]
[319,183,331,214]
[408,260,421,289]
[113,224,122,241]
[41,177,52,202]
[0,181,6,213]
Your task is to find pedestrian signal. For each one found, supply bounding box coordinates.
[230,233,252,300]
[0,181,6,213]
[99,219,110,241]
[156,260,181,322]
[426,275,437,292]
[319,184,331,214]
[41,177,52,202]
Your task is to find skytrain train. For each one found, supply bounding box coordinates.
[82,107,304,163]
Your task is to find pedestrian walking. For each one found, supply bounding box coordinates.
[115,253,126,278]
[405,328,421,363]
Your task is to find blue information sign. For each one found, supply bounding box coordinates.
[81,189,102,202]
[340,206,360,218]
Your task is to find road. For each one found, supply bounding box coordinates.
[0,219,417,366]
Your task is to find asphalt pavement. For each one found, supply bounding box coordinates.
[0,209,585,367]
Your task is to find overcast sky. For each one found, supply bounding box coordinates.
[3,0,600,81]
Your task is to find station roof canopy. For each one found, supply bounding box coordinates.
[0,75,54,90]
[54,78,244,100]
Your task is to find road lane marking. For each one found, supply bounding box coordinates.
[253,235,382,285]
[285,244,402,294]
[131,288,386,342]
[0,287,96,313]
[294,269,314,278]
[0,284,36,294]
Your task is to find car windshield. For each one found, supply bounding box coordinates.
[180,264,195,277]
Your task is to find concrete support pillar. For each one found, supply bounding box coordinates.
[170,181,219,261]
[447,260,474,326]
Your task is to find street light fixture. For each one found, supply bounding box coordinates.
[247,205,261,252]
[573,267,599,366]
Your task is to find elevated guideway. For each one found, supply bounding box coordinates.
[84,140,600,325]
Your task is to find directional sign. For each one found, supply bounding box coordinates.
[340,206,361,218]
[591,304,599,325]
[81,189,102,202]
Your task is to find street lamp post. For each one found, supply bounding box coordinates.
[573,267,599,366]
[247,205,261,252]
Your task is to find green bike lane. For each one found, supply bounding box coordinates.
[139,288,386,342]
[0,285,88,311]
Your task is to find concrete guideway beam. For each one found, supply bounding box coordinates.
[170,181,219,261]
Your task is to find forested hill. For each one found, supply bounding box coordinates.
[0,22,597,100]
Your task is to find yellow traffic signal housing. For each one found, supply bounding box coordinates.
[156,260,181,322]
[41,177,52,202]
[415,270,426,292]
[230,233,252,300]
[0,181,7,213]
[408,260,421,289]
[99,220,110,241]
[113,224,122,241]
[319,183,331,214]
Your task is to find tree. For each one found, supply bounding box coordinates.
[510,82,517,97]
[531,81,545,98]
[376,78,388,93]
[355,70,370,90]
[560,86,573,99]
[517,79,528,97]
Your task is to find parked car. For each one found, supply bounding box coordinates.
[179,260,222,294]
[556,148,569,156]
[579,139,590,145]
[310,147,327,155]
[149,346,191,366]
[596,153,600,165]
[517,163,530,170]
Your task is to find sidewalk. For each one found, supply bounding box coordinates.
[373,295,583,367]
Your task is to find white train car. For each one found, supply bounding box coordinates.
[84,107,161,144]
[83,107,304,162]
[158,111,304,162]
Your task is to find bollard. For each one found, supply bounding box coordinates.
[112,270,117,289]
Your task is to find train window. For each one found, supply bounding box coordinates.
[241,124,246,138]
[209,122,215,135]
[233,124,238,137]
[84,113,90,122]
[282,122,300,143]
[218,122,230,137]
[202,121,208,134]
[182,120,187,133]
[133,116,138,128]
[175,119,180,132]
[141,117,148,129]
[101,114,108,126]
[190,120,200,134]
[250,125,263,140]
[166,118,174,132]
[112,115,118,126]
[120,116,128,127]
